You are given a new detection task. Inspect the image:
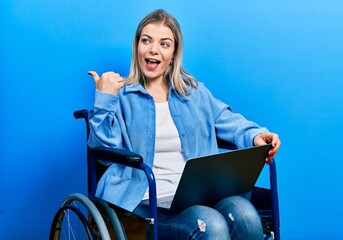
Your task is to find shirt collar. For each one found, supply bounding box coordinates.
[123,83,148,94]
[123,82,189,102]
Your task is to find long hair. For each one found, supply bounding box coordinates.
[125,9,197,97]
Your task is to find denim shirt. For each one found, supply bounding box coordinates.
[88,82,267,211]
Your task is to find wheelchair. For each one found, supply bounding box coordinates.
[49,109,281,240]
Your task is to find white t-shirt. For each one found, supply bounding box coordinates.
[143,101,186,199]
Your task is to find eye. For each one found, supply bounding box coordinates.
[161,42,170,48]
[141,38,150,44]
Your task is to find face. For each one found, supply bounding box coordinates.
[137,22,175,83]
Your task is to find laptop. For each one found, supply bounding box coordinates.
[142,144,272,212]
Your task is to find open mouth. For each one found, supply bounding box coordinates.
[145,58,161,70]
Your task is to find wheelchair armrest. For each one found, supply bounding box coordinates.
[73,109,89,119]
[88,146,158,228]
[89,146,143,167]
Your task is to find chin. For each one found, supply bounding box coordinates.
[143,72,160,81]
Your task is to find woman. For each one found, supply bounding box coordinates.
[88,9,281,240]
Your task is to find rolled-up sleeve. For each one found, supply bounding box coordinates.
[203,86,268,149]
[88,90,123,149]
[215,108,268,148]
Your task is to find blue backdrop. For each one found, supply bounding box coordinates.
[1,0,343,239]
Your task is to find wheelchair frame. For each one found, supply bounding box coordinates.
[49,109,281,240]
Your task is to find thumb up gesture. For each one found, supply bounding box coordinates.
[88,71,125,95]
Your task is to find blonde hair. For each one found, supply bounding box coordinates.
[125,9,197,97]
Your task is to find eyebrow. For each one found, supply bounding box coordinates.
[141,34,173,42]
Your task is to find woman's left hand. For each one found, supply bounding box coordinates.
[253,132,281,163]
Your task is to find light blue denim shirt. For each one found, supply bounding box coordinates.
[88,82,267,211]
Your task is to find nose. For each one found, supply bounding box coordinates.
[149,43,159,55]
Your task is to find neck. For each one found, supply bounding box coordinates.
[145,79,169,103]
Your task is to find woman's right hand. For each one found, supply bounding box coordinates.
[88,71,125,95]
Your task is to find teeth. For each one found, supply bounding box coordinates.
[146,59,160,63]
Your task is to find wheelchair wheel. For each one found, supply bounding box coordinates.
[50,193,111,240]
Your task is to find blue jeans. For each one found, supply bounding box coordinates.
[133,195,264,240]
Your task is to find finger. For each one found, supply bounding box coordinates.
[102,71,119,78]
[253,135,267,146]
[265,157,273,164]
[266,148,277,163]
[270,133,279,146]
[105,72,125,85]
[117,76,126,82]
[88,71,100,83]
[261,133,279,148]
[270,135,281,153]
[272,141,281,154]
[113,72,120,78]
[118,80,125,89]
[264,133,275,144]
[268,149,278,159]
[267,141,281,163]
